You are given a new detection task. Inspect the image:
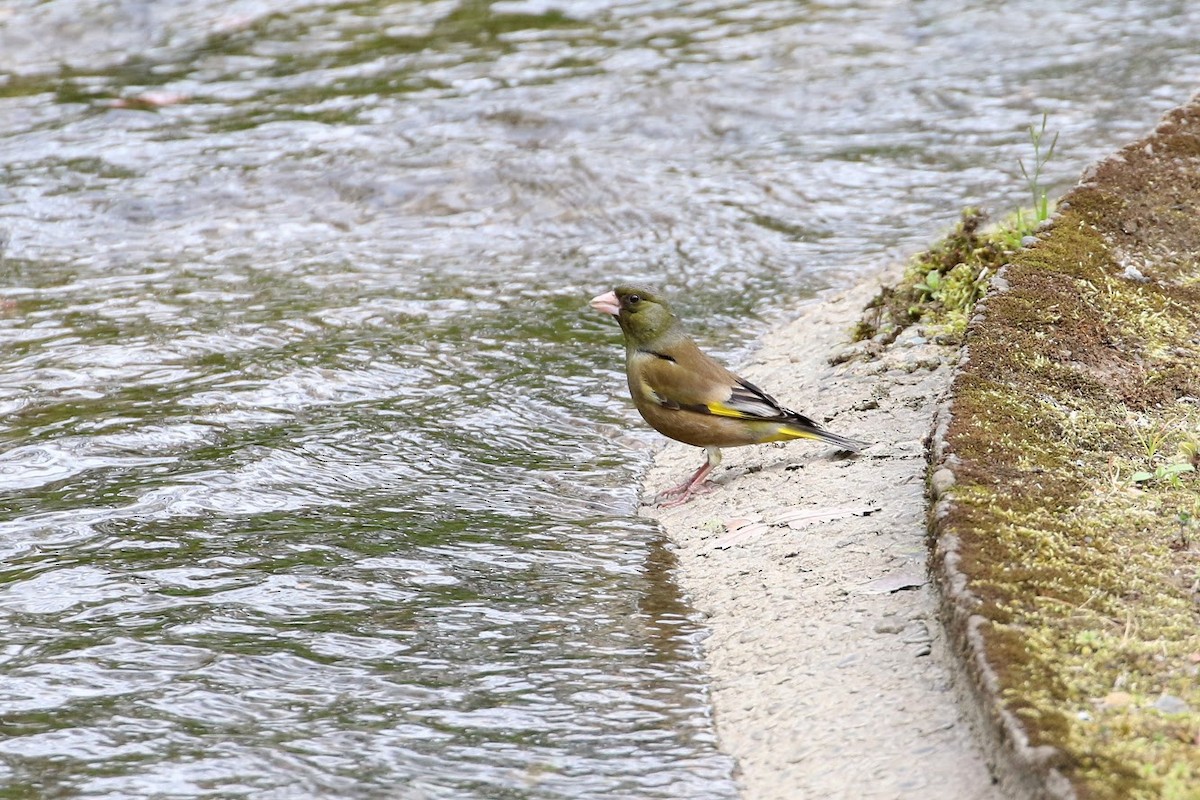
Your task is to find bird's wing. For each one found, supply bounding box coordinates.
[704,377,792,421]
[633,340,793,422]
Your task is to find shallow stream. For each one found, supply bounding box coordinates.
[0,0,1197,796]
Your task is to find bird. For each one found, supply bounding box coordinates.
[590,284,867,506]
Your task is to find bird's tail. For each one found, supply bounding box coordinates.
[778,415,869,452]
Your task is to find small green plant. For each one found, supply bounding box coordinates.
[912,269,941,300]
[903,209,1009,322]
[852,115,1061,346]
[1128,417,1172,462]
[1073,629,1103,653]
[1126,418,1199,488]
[1131,462,1195,488]
[1015,113,1060,236]
[1178,434,1199,466]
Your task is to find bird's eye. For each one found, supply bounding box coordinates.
[627,294,641,305]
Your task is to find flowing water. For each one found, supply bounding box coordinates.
[0,0,1197,797]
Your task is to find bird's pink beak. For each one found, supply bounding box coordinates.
[590,290,620,316]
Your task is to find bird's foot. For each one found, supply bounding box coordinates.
[653,480,715,508]
[651,454,720,507]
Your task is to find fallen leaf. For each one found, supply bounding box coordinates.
[859,565,927,595]
[769,505,878,529]
[723,516,761,532]
[713,521,772,549]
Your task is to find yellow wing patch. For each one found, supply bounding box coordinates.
[704,401,757,419]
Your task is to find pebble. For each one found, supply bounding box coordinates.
[1153,694,1190,714]
[930,468,956,498]
[886,351,943,373]
[894,328,929,348]
[1122,263,1150,282]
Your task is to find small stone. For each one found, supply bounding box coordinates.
[1020,235,1038,247]
[1101,691,1132,709]
[894,328,928,348]
[1122,264,1149,283]
[874,617,906,634]
[827,343,860,365]
[1153,694,1190,715]
[930,468,956,498]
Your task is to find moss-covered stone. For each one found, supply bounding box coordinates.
[854,207,1042,347]
[933,96,1200,799]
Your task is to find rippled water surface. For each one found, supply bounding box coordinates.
[1,0,1198,796]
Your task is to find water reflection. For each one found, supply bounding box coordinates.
[1,0,1198,796]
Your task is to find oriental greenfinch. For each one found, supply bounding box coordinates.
[591,285,867,506]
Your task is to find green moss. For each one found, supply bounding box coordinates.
[935,99,1200,797]
[854,207,1038,345]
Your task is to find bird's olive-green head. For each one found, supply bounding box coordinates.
[590,285,680,347]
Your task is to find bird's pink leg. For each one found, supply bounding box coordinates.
[654,447,722,507]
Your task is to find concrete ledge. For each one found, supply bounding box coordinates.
[932,95,1200,798]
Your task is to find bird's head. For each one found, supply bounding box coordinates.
[589,285,678,346]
